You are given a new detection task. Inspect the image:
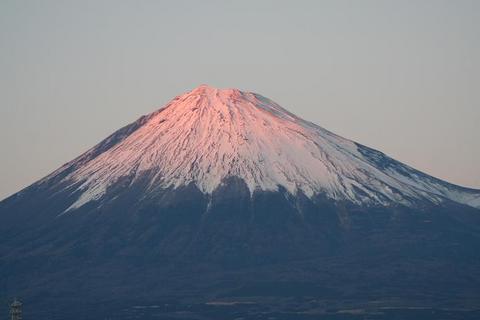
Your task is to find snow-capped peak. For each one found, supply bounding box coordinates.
[45,85,479,212]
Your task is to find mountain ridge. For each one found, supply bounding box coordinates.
[1,85,480,319]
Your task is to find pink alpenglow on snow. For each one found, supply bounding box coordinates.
[40,85,479,212]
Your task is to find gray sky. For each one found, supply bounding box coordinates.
[1,0,479,200]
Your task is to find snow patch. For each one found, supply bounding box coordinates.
[52,85,480,211]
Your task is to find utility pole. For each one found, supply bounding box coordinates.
[10,299,22,320]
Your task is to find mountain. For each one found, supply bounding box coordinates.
[1,85,480,320]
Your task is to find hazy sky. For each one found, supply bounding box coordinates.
[1,0,479,200]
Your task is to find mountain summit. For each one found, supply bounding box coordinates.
[36,84,479,212]
[1,85,480,319]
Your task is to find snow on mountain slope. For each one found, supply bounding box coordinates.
[38,85,480,212]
